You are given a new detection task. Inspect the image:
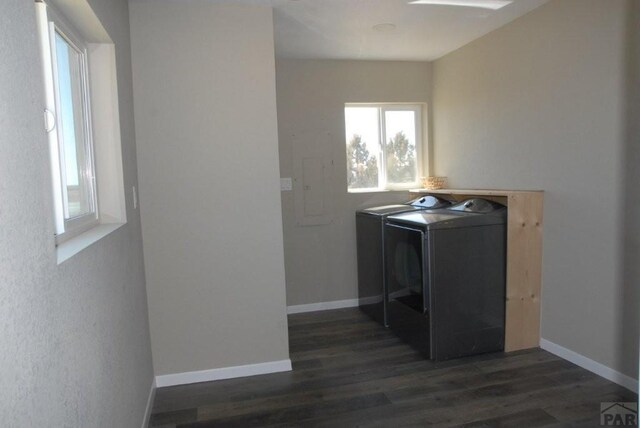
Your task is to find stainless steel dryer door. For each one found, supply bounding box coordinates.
[384,223,431,357]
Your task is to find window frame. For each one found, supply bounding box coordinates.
[345,103,423,192]
[38,3,100,244]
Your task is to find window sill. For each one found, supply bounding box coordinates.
[57,222,125,264]
[348,188,414,194]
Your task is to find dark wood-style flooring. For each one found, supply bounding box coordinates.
[149,308,636,427]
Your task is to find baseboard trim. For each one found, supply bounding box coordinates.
[540,338,638,393]
[141,377,156,428]
[155,359,292,388]
[287,298,359,314]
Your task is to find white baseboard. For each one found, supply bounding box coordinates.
[155,359,292,388]
[540,338,638,393]
[141,377,156,428]
[287,298,359,314]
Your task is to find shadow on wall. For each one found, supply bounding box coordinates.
[619,0,640,381]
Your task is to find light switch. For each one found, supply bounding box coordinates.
[280,177,293,191]
[132,186,138,209]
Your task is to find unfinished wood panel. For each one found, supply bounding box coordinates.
[505,192,544,351]
[410,188,541,197]
[409,188,544,352]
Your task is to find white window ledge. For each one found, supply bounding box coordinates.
[57,223,124,264]
[348,188,413,194]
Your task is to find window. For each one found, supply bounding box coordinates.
[38,4,98,242]
[345,104,423,192]
[36,0,128,262]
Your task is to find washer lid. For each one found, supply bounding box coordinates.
[408,195,452,209]
[387,211,462,226]
[358,204,425,216]
[359,195,452,217]
[448,198,505,213]
[386,209,506,230]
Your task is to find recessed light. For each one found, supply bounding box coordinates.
[409,0,512,10]
[372,23,397,33]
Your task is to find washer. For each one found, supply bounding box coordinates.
[356,195,451,327]
[384,198,507,360]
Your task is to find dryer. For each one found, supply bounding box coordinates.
[384,198,507,360]
[356,195,451,326]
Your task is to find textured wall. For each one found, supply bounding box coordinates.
[275,59,432,306]
[0,0,154,426]
[432,0,637,378]
[129,0,290,376]
[621,0,640,380]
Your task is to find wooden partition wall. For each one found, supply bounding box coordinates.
[409,188,544,352]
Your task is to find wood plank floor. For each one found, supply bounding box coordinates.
[149,308,636,427]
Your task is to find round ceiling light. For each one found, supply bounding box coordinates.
[372,23,396,33]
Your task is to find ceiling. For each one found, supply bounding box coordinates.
[234,0,549,61]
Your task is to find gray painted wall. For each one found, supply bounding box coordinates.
[129,0,290,376]
[275,59,431,306]
[623,0,640,381]
[0,0,154,426]
[432,0,637,378]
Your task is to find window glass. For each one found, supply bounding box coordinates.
[384,110,418,186]
[345,107,380,189]
[54,32,91,219]
[345,105,422,191]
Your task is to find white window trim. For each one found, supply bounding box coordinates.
[345,103,424,193]
[54,23,100,241]
[36,0,128,264]
[38,3,99,243]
